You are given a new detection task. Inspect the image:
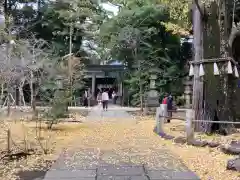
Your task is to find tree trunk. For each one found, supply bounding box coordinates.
[134,47,143,111]
[68,24,73,107]
[4,0,11,117]
[30,71,37,119]
[202,1,221,133]
[30,71,33,107]
[0,84,4,105]
[192,1,204,131]
[218,0,234,134]
[30,70,37,113]
[19,81,26,106]
[7,92,10,116]
[138,60,143,112]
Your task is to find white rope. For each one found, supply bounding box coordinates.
[159,115,240,124]
[189,57,238,65]
[192,120,240,124]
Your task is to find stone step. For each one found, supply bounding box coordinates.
[97,165,145,176]
[44,169,96,179]
[43,166,200,180]
[146,170,200,180]
[97,176,148,180]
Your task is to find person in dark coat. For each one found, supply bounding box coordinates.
[167,93,173,123]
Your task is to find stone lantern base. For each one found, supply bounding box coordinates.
[145,89,159,115]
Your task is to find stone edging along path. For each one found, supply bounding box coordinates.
[153,128,240,172]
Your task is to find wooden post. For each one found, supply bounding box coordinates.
[186,109,194,143]
[156,104,167,134]
[7,129,11,155]
[155,107,161,133]
[69,24,73,107]
[144,95,148,116]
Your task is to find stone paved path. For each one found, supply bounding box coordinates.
[86,104,134,121]
[43,105,200,180]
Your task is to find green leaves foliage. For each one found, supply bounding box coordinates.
[99,0,188,106]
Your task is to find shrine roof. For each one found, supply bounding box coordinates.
[85,64,125,72]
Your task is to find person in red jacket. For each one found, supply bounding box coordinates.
[162,94,168,104]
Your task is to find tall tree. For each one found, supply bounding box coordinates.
[99,1,187,106]
[32,0,104,59]
[191,0,238,133]
[108,0,191,32]
[0,0,105,108]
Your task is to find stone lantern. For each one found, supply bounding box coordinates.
[55,75,64,90]
[55,75,69,113]
[150,73,157,89]
[146,68,159,108]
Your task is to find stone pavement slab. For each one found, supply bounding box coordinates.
[97,165,145,176]
[43,167,200,180]
[97,175,149,180]
[86,105,134,121]
[44,169,96,179]
[44,177,95,180]
[146,170,200,180]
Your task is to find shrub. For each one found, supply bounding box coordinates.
[44,90,70,129]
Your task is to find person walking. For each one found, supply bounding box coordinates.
[83,89,88,107]
[167,93,173,123]
[112,91,117,104]
[97,91,102,105]
[102,89,109,111]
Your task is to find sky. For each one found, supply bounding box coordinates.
[101,2,120,16]
[82,2,120,57]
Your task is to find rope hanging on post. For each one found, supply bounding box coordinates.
[188,1,238,78]
[199,64,205,76]
[227,61,233,74]
[213,62,220,75]
[188,57,239,78]
[189,57,237,65]
[234,65,239,77]
[189,64,194,76]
